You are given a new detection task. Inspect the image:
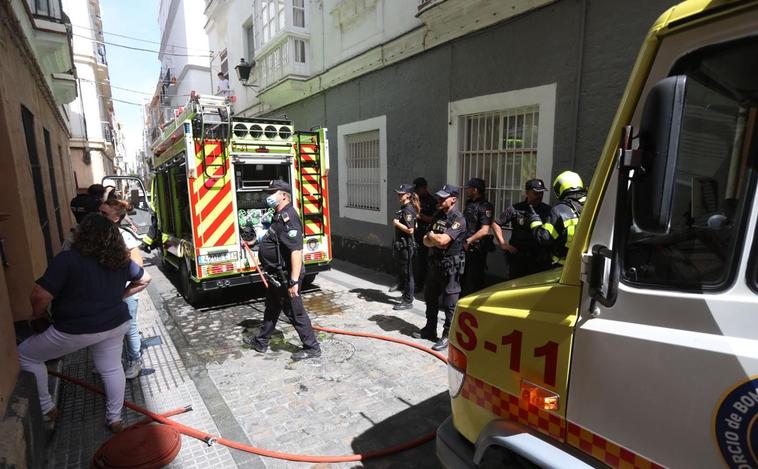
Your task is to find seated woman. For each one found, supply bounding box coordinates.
[16,213,151,432]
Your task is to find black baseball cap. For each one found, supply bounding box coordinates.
[413,177,428,188]
[465,177,486,193]
[525,178,548,192]
[266,179,291,193]
[434,184,460,198]
[394,183,414,194]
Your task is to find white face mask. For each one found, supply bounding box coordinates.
[265,192,280,208]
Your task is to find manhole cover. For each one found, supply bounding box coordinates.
[316,337,355,363]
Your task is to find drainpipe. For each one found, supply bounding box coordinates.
[569,0,587,170]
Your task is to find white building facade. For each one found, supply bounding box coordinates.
[63,0,122,187]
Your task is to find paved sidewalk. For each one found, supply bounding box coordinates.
[46,290,237,468]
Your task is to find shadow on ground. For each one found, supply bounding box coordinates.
[350,391,450,469]
[368,314,421,338]
[349,288,401,306]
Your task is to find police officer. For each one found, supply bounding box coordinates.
[529,171,587,266]
[492,178,552,279]
[391,183,418,311]
[461,178,494,295]
[70,184,106,224]
[412,177,437,293]
[243,179,321,361]
[412,184,466,351]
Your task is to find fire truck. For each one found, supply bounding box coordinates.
[149,94,332,303]
[438,1,758,468]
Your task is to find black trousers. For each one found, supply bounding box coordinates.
[462,248,488,295]
[424,261,461,337]
[395,246,415,303]
[505,251,552,280]
[414,236,429,288]
[253,278,320,350]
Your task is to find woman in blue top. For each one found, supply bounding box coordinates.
[17,214,151,433]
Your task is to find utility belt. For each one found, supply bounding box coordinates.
[392,237,416,252]
[431,252,466,276]
[263,265,291,289]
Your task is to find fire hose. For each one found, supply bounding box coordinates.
[49,325,449,464]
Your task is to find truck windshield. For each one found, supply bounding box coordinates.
[622,35,758,291]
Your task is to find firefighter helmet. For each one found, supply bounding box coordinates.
[553,171,585,199]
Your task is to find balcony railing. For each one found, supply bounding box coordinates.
[27,0,64,22]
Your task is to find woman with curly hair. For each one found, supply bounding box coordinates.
[17,213,151,433]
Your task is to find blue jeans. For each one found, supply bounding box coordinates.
[124,295,140,361]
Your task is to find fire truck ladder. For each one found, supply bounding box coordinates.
[199,104,229,180]
[295,131,325,236]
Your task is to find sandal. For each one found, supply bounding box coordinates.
[107,421,124,433]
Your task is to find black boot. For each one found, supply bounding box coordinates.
[412,326,437,341]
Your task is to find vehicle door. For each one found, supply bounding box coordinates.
[568,23,758,469]
[102,175,152,239]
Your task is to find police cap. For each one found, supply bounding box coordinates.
[394,183,415,194]
[266,179,292,193]
[525,178,548,192]
[434,184,460,199]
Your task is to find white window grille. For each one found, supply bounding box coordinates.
[345,130,380,211]
[459,105,539,215]
[294,39,306,63]
[293,0,305,28]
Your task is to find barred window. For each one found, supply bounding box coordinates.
[459,105,539,215]
[345,130,380,211]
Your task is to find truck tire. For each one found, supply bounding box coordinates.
[155,247,172,272]
[180,258,202,305]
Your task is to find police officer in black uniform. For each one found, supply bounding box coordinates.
[461,178,494,295]
[412,184,466,351]
[529,171,587,267]
[391,183,418,311]
[413,177,437,292]
[70,184,106,224]
[243,179,321,361]
[492,178,552,279]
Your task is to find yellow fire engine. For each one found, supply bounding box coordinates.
[150,94,332,303]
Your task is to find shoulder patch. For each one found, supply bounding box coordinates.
[485,209,493,218]
[404,212,412,222]
[451,222,461,230]
[287,229,298,238]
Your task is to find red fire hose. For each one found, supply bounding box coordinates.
[50,325,448,464]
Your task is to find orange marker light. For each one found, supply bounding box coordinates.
[520,379,559,411]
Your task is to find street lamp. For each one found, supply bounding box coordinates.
[234,58,256,86]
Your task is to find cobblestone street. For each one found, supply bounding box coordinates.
[146,257,450,468]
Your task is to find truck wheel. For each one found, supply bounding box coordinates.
[155,247,172,272]
[180,258,202,305]
[302,273,317,288]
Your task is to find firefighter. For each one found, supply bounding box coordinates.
[412,177,437,293]
[243,179,321,361]
[391,183,419,311]
[529,171,587,266]
[492,178,552,279]
[413,184,466,351]
[70,184,105,224]
[461,178,494,295]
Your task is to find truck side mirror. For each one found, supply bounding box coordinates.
[632,75,687,234]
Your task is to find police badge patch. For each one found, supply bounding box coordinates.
[485,209,493,218]
[451,222,461,230]
[404,213,412,222]
[287,229,298,238]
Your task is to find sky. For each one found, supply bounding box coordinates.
[100,0,161,168]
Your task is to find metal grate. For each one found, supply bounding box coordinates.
[345,130,380,211]
[459,105,539,216]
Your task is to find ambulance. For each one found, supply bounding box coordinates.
[437,1,758,467]
[149,94,332,303]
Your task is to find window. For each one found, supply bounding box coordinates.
[21,106,53,262]
[244,20,255,63]
[43,129,64,244]
[219,48,228,77]
[337,116,388,224]
[259,0,285,47]
[622,37,758,291]
[345,131,380,210]
[294,38,306,63]
[293,0,305,28]
[459,106,539,216]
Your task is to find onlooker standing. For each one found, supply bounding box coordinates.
[70,184,105,224]
[217,72,231,98]
[100,199,144,379]
[461,178,494,295]
[413,177,437,292]
[492,179,552,279]
[391,183,418,311]
[17,214,151,432]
